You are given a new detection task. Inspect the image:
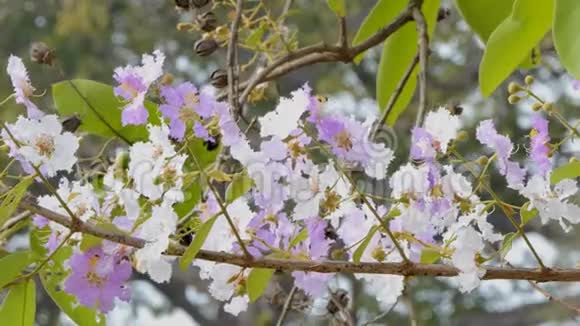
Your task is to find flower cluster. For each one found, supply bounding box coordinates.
[2,52,579,318]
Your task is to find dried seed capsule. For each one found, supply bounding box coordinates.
[174,0,190,10]
[30,42,55,65]
[197,11,217,32]
[194,38,218,56]
[437,8,451,21]
[210,69,228,88]
[191,0,210,8]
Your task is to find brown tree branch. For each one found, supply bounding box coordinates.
[18,197,580,283]
[412,6,429,127]
[227,0,244,117]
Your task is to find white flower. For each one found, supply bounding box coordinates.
[2,115,79,177]
[389,163,430,199]
[6,55,44,119]
[207,264,249,316]
[448,226,484,292]
[259,86,310,139]
[355,274,404,309]
[134,203,178,283]
[128,124,185,203]
[424,107,460,153]
[37,178,98,222]
[440,165,472,198]
[520,175,580,231]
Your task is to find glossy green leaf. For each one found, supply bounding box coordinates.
[352,0,407,64]
[246,23,267,47]
[247,268,275,302]
[225,171,254,203]
[353,226,379,264]
[554,0,580,78]
[39,246,105,326]
[0,177,33,227]
[0,279,36,326]
[174,182,202,219]
[326,0,346,17]
[179,215,219,271]
[550,161,580,184]
[52,79,159,143]
[0,251,33,289]
[29,227,50,260]
[454,0,515,42]
[520,201,538,226]
[500,232,518,258]
[479,0,554,96]
[420,248,441,264]
[288,228,308,249]
[377,0,441,126]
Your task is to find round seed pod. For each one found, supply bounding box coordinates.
[191,0,210,8]
[174,0,190,10]
[210,69,228,88]
[197,11,217,32]
[194,38,218,56]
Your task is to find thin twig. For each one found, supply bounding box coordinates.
[0,211,31,234]
[227,0,244,116]
[362,298,400,325]
[276,285,297,326]
[371,53,419,139]
[339,17,348,49]
[412,6,429,127]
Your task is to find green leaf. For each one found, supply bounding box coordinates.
[39,246,105,326]
[186,137,220,170]
[0,251,33,289]
[353,226,379,264]
[0,279,36,326]
[179,215,219,271]
[246,22,267,47]
[225,171,254,203]
[247,268,275,302]
[288,228,308,249]
[352,0,407,64]
[500,232,518,258]
[377,0,441,126]
[520,201,538,226]
[0,177,33,227]
[52,79,159,143]
[454,0,515,42]
[80,234,103,252]
[327,0,347,17]
[554,0,580,78]
[174,182,202,219]
[550,161,580,184]
[479,0,554,96]
[29,227,50,260]
[419,247,441,264]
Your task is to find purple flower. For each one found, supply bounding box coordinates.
[573,80,580,90]
[114,50,165,126]
[529,114,551,176]
[476,120,526,189]
[64,246,132,313]
[6,55,44,119]
[291,271,333,297]
[410,127,436,161]
[159,82,217,141]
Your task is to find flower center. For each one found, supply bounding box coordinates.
[34,134,55,157]
[120,82,138,99]
[184,92,200,109]
[152,144,164,159]
[178,107,196,122]
[334,130,353,150]
[19,81,35,97]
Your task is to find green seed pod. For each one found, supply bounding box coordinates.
[477,156,489,166]
[456,130,468,142]
[508,95,521,104]
[524,75,535,85]
[531,102,542,111]
[508,82,522,94]
[542,102,553,111]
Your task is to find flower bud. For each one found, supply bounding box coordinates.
[177,22,195,32]
[477,156,489,166]
[194,38,218,56]
[160,73,174,86]
[30,42,55,65]
[507,82,522,94]
[192,0,210,8]
[437,8,451,21]
[542,102,553,111]
[507,95,521,104]
[371,246,386,262]
[456,130,468,142]
[531,102,542,111]
[570,157,579,163]
[197,11,217,32]
[524,75,535,85]
[210,69,228,88]
[174,0,190,10]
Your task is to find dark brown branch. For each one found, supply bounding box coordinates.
[19,197,580,283]
[227,0,244,117]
